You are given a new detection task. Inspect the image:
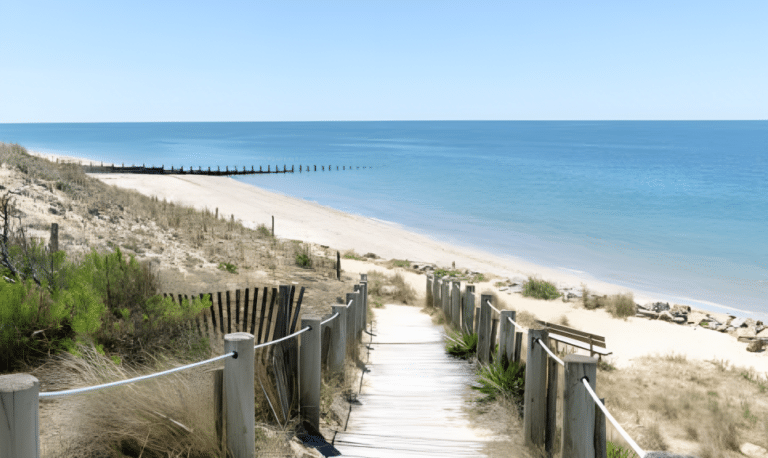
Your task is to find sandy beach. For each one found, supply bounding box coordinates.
[31,151,768,375]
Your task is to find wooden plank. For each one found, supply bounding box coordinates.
[290,287,305,334]
[536,320,606,346]
[263,288,277,343]
[207,293,217,335]
[243,288,250,334]
[257,287,268,343]
[235,289,241,331]
[224,333,255,458]
[549,333,612,356]
[217,292,224,334]
[226,290,232,334]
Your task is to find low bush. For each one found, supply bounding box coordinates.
[607,293,636,319]
[445,331,478,359]
[218,262,238,274]
[607,442,638,458]
[522,277,560,300]
[473,360,525,403]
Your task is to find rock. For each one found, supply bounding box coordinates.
[671,305,691,315]
[716,324,730,332]
[731,317,747,328]
[741,442,768,458]
[658,311,674,322]
[650,302,670,313]
[672,316,687,324]
[498,286,508,291]
[736,326,758,339]
[747,340,766,353]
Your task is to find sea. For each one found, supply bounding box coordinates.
[1,121,766,318]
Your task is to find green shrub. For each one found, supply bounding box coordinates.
[295,250,312,268]
[392,259,410,268]
[522,277,560,300]
[473,360,526,402]
[217,262,238,274]
[607,442,638,458]
[445,331,478,359]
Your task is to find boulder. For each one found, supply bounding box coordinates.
[736,326,759,339]
[747,340,766,353]
[650,302,670,313]
[730,317,747,328]
[671,305,691,315]
[672,316,687,324]
[741,442,768,458]
[658,311,674,322]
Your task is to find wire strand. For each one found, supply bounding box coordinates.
[535,338,564,366]
[582,377,646,458]
[254,326,311,350]
[321,311,340,325]
[39,351,236,399]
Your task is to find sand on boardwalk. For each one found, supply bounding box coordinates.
[30,148,764,375]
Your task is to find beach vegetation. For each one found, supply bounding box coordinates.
[445,331,478,359]
[295,251,312,268]
[343,250,362,260]
[521,277,560,300]
[607,293,636,319]
[256,223,272,238]
[391,259,410,268]
[434,268,461,278]
[469,273,485,283]
[366,270,417,305]
[218,261,238,274]
[515,310,539,329]
[473,360,525,403]
[606,441,638,458]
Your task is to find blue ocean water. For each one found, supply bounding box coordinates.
[1,121,766,316]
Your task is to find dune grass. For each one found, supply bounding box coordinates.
[521,277,560,300]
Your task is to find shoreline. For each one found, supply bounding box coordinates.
[29,150,768,373]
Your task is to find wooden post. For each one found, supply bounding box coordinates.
[489,318,499,362]
[426,276,433,307]
[213,368,224,451]
[478,294,493,363]
[474,306,482,335]
[300,316,322,431]
[546,348,559,456]
[523,329,549,448]
[360,277,368,333]
[49,223,58,253]
[562,354,597,458]
[0,374,39,458]
[329,305,347,376]
[595,398,607,458]
[463,285,475,335]
[451,281,461,329]
[432,276,440,309]
[499,310,516,369]
[224,333,255,458]
[336,251,341,280]
[346,292,358,346]
[441,280,449,316]
[514,332,523,364]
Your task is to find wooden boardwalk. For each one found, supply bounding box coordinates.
[333,304,497,457]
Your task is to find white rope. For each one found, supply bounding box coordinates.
[39,351,236,399]
[254,326,311,350]
[485,299,501,315]
[321,312,340,325]
[507,315,528,332]
[582,378,646,458]
[346,299,353,308]
[535,338,564,367]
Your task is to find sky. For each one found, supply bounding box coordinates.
[1,1,766,122]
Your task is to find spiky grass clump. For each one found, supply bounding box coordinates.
[607,441,638,458]
[522,277,560,300]
[445,331,478,359]
[473,360,525,402]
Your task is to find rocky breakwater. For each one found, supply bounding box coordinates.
[636,302,768,352]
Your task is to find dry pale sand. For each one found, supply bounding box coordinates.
[35,151,767,375]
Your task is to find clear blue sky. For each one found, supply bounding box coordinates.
[1,1,766,122]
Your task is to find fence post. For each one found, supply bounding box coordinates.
[441,280,449,317]
[546,345,559,456]
[0,374,40,458]
[360,275,368,333]
[213,368,224,451]
[451,281,461,329]
[562,354,597,458]
[224,333,255,458]
[514,332,523,364]
[329,305,347,376]
[346,292,358,345]
[499,310,516,369]
[478,294,492,363]
[474,306,482,335]
[426,275,433,307]
[595,398,607,458]
[432,276,440,309]
[300,316,322,430]
[49,223,59,253]
[523,329,548,448]
[336,251,341,280]
[462,285,475,334]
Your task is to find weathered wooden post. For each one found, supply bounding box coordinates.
[546,342,559,456]
[489,318,499,362]
[345,292,357,350]
[499,310,516,369]
[523,329,548,448]
[463,285,475,335]
[432,276,440,309]
[441,280,449,317]
[478,294,493,363]
[213,368,224,451]
[562,355,597,457]
[49,223,59,253]
[426,275,433,307]
[360,275,368,333]
[329,305,347,376]
[514,332,523,364]
[474,306,482,335]
[336,251,341,280]
[0,374,40,458]
[300,316,322,430]
[451,281,461,329]
[224,333,255,458]
[595,398,607,458]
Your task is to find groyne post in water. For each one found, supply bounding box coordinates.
[0,374,40,458]
[523,329,548,448]
[300,316,322,430]
[562,355,597,457]
[224,332,255,458]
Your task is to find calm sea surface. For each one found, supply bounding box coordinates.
[1,122,766,316]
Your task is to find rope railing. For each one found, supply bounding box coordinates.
[506,315,528,332]
[346,299,353,308]
[321,312,340,326]
[582,377,646,457]
[39,351,236,399]
[485,299,501,315]
[254,326,311,350]
[535,337,564,367]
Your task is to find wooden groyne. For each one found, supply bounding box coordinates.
[82,163,373,176]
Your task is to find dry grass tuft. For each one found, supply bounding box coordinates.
[366,270,417,305]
